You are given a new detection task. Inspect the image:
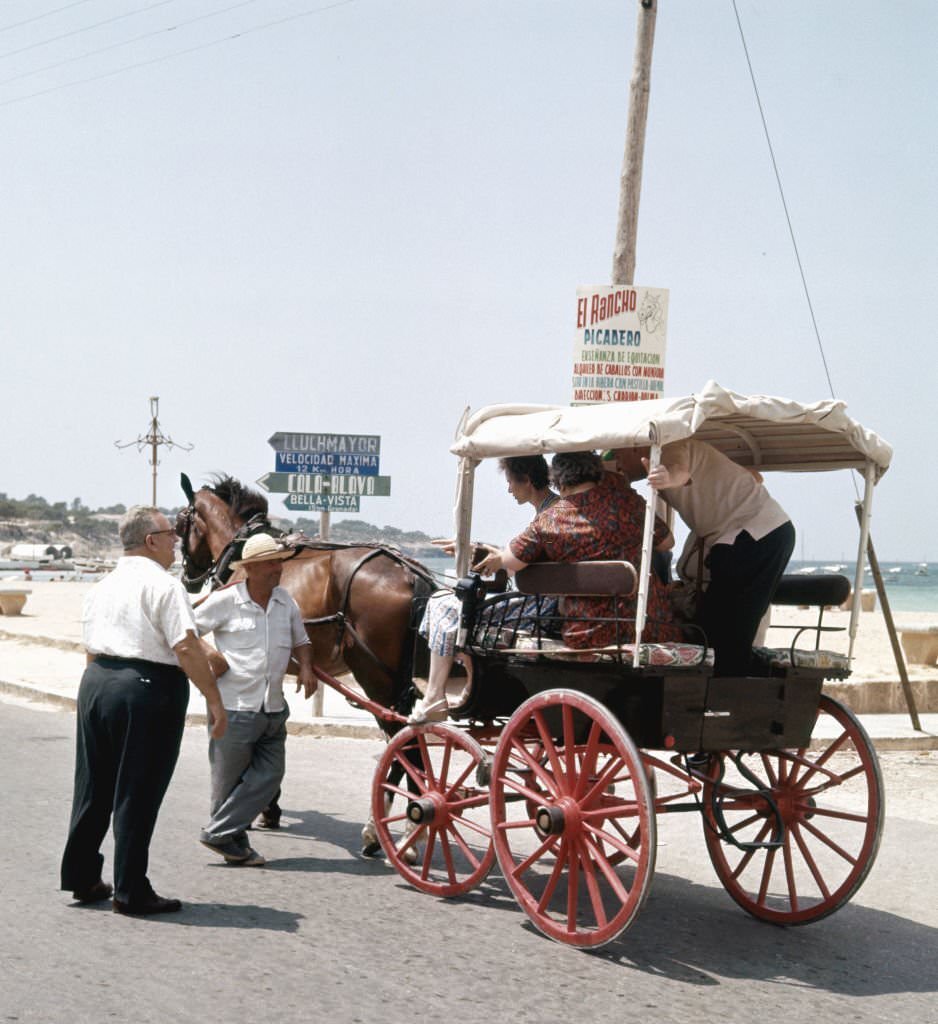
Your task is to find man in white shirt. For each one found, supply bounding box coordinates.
[61,506,227,916]
[195,533,316,866]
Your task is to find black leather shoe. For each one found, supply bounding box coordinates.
[112,893,182,916]
[72,880,113,904]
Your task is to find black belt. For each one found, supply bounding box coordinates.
[92,655,185,682]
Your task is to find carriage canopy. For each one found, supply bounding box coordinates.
[450,380,892,480]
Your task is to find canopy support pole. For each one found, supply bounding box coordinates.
[633,432,660,668]
[854,501,921,731]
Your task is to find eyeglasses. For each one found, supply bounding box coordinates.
[148,529,177,538]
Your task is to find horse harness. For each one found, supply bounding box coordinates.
[302,545,436,690]
[178,500,437,691]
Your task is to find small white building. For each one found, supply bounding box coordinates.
[9,543,73,562]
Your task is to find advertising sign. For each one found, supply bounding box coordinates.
[572,285,668,403]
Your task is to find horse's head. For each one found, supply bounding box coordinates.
[176,473,271,593]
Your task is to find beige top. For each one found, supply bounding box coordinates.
[659,440,790,551]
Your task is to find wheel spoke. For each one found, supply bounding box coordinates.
[799,817,859,866]
[582,830,634,904]
[575,836,608,930]
[533,710,567,793]
[565,840,580,933]
[536,838,570,912]
[791,821,832,899]
[756,844,777,905]
[583,821,640,865]
[507,734,557,793]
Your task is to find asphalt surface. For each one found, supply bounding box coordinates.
[2,698,937,1024]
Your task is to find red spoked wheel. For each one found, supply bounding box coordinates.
[371,724,495,897]
[490,690,656,947]
[703,695,884,925]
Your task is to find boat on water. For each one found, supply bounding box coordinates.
[72,558,117,575]
[915,562,929,577]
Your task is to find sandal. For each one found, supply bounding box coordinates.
[408,697,449,725]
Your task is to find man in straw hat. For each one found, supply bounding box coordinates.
[194,532,317,866]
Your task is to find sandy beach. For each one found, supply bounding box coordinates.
[2,579,937,690]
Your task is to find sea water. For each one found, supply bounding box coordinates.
[6,558,935,613]
[415,557,938,615]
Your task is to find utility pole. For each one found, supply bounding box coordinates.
[611,0,658,287]
[116,397,193,507]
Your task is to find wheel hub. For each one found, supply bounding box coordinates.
[407,796,438,826]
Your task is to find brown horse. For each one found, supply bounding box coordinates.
[175,473,440,852]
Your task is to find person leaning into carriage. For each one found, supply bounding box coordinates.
[194,533,317,867]
[613,440,795,677]
[409,450,680,724]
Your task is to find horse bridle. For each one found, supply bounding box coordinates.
[176,504,278,593]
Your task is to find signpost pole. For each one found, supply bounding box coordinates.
[611,0,657,288]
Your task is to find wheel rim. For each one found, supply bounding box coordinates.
[372,724,495,897]
[490,689,656,947]
[703,695,884,925]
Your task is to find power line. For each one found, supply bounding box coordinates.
[0,0,266,88]
[0,0,354,108]
[731,0,837,402]
[0,0,178,62]
[0,0,97,35]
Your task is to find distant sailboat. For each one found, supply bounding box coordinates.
[915,562,929,576]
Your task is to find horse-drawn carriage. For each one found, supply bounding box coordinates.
[177,382,892,949]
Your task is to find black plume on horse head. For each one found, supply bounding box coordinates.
[180,473,195,504]
[206,474,269,520]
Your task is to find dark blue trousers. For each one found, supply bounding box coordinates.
[60,657,188,903]
[697,521,796,677]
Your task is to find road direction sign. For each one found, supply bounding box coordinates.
[268,432,380,455]
[257,472,391,497]
[281,494,361,512]
[274,451,380,476]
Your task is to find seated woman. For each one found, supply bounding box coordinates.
[410,450,679,724]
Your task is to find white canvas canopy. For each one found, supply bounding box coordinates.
[449,382,893,662]
[451,381,892,479]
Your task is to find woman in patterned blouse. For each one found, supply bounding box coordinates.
[409,451,679,723]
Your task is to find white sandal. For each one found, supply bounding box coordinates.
[408,697,449,725]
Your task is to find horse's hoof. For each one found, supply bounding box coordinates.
[360,822,381,858]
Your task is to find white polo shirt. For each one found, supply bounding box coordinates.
[82,555,197,666]
[194,581,309,713]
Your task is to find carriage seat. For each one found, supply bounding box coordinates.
[478,561,710,669]
[765,569,851,655]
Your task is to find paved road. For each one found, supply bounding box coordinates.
[2,698,937,1024]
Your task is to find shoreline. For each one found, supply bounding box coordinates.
[1,581,936,724]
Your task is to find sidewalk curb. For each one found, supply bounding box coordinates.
[0,679,384,741]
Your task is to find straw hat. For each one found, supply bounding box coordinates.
[231,533,293,567]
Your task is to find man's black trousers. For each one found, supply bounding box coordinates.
[60,657,188,903]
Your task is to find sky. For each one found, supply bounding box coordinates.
[1,0,935,562]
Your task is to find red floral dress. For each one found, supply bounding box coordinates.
[508,474,681,648]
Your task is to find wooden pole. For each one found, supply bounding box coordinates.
[611,0,658,287]
[855,504,921,730]
[309,509,330,717]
